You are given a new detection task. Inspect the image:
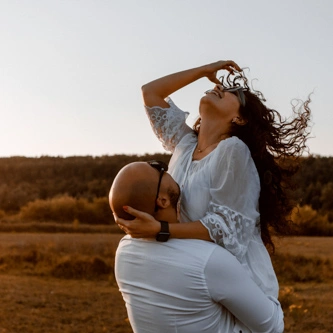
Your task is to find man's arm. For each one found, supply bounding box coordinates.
[205,247,284,333]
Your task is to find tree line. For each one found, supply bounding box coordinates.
[0,154,332,230]
[294,156,333,214]
[0,154,170,225]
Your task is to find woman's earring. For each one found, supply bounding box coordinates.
[232,117,238,123]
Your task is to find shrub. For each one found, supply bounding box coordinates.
[19,195,114,225]
[291,205,333,236]
[272,253,332,283]
[51,256,111,279]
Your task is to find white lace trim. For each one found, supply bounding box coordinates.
[145,98,190,153]
[200,203,256,259]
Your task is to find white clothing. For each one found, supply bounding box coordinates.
[145,98,279,298]
[115,236,284,333]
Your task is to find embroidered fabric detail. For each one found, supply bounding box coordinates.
[200,203,256,259]
[145,98,190,153]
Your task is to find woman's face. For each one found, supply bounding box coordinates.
[199,84,241,121]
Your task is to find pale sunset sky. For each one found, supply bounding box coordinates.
[0,0,332,157]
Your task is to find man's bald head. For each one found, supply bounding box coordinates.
[109,162,159,220]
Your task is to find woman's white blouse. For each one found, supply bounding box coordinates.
[145,97,279,298]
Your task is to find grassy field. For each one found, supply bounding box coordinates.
[273,237,333,333]
[0,233,332,333]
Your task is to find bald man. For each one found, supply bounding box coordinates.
[110,161,284,333]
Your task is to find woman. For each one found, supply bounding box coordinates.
[115,60,311,298]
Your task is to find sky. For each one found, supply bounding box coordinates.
[0,0,332,157]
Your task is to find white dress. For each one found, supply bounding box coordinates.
[145,97,279,298]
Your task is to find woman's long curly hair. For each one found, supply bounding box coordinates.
[193,71,312,252]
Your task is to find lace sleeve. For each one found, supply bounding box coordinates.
[145,97,192,153]
[200,203,257,259]
[198,137,261,260]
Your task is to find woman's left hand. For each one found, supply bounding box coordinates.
[204,60,242,84]
[114,206,161,238]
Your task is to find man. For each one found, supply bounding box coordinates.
[110,161,284,333]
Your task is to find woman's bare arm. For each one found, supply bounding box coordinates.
[142,60,241,108]
[114,206,211,241]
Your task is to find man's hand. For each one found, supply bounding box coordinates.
[114,206,161,238]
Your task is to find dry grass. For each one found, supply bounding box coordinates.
[0,233,121,279]
[274,236,333,259]
[274,236,333,332]
[0,221,121,234]
[0,233,332,332]
[0,233,129,333]
[278,283,333,333]
[0,274,131,333]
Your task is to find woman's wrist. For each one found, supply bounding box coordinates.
[188,65,212,82]
[153,219,162,235]
[168,220,211,240]
[199,64,212,78]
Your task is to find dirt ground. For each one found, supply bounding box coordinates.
[0,274,131,333]
[0,234,332,332]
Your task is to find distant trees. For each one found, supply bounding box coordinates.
[0,154,171,224]
[0,153,332,232]
[293,156,333,218]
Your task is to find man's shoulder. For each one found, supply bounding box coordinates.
[169,238,218,252]
[118,236,216,249]
[117,237,220,262]
[169,239,237,269]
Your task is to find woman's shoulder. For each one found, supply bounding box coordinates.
[175,131,197,153]
[145,97,193,153]
[219,136,250,155]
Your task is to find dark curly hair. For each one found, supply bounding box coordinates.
[194,71,312,252]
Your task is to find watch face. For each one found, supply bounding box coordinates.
[156,232,170,242]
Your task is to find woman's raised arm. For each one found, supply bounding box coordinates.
[141,60,241,108]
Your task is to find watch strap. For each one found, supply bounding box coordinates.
[155,220,170,242]
[159,220,169,233]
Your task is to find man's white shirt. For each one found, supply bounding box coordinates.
[115,236,283,333]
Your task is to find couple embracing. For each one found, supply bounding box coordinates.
[110,60,311,333]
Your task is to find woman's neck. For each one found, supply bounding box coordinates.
[197,119,231,149]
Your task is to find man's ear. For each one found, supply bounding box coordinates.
[156,194,171,210]
[232,116,248,126]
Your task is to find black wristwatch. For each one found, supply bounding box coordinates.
[155,220,170,242]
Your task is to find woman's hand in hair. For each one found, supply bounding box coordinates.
[114,206,161,238]
[204,60,242,84]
